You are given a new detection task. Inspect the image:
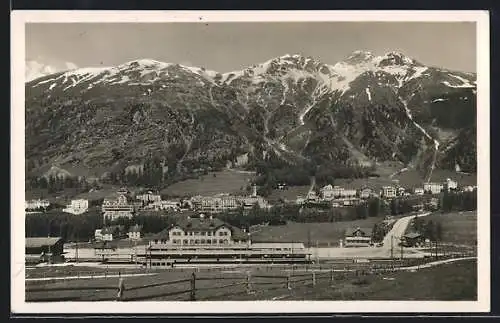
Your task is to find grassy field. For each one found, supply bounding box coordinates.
[416,211,477,246]
[250,217,384,246]
[160,170,255,197]
[26,259,477,301]
[267,185,311,202]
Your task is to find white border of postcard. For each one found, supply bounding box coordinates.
[11,10,490,314]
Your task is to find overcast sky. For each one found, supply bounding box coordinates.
[26,22,476,73]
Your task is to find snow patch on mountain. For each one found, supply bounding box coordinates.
[26,60,78,82]
[33,59,220,91]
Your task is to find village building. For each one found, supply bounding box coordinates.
[320,185,357,200]
[277,183,287,190]
[444,178,458,191]
[95,225,126,241]
[463,185,476,192]
[343,227,373,247]
[359,187,373,199]
[423,182,444,195]
[25,237,64,264]
[425,197,440,210]
[412,203,425,212]
[102,190,134,221]
[381,186,397,198]
[25,199,50,211]
[401,232,425,247]
[397,187,406,196]
[63,199,89,215]
[240,196,272,210]
[136,191,162,204]
[151,215,249,247]
[414,187,425,195]
[144,200,181,211]
[128,225,143,240]
[144,215,310,267]
[198,194,240,214]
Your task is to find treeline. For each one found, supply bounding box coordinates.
[253,155,378,197]
[409,216,444,242]
[440,190,477,213]
[25,209,182,241]
[26,175,92,193]
[25,210,103,241]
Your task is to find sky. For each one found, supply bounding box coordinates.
[26,22,476,73]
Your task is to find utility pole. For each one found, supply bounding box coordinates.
[75,233,79,263]
[400,238,403,260]
[390,235,394,259]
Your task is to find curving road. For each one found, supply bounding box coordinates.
[380,212,431,255]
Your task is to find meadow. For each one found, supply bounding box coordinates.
[160,170,255,197]
[417,211,477,246]
[250,216,385,246]
[25,259,477,301]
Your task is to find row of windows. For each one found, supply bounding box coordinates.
[345,240,372,244]
[171,231,229,237]
[171,239,229,245]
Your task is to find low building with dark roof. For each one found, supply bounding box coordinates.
[401,232,425,247]
[25,237,64,264]
[343,227,373,248]
[128,224,143,240]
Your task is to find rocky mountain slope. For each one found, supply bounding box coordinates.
[25,51,477,181]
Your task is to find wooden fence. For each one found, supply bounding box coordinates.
[25,254,476,302]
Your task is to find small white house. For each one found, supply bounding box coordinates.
[63,199,89,215]
[25,199,50,210]
[95,229,113,242]
[381,186,397,198]
[445,178,458,190]
[423,182,444,195]
[128,225,143,240]
[414,188,424,195]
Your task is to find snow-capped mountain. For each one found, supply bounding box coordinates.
[25,51,477,180]
[25,60,78,82]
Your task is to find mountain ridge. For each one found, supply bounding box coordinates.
[25,50,477,184]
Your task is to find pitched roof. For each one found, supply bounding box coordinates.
[150,216,249,241]
[102,225,125,235]
[175,217,227,232]
[26,237,62,248]
[345,227,373,237]
[129,224,143,233]
[403,232,423,239]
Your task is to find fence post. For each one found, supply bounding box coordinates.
[190,272,196,301]
[117,277,125,301]
[312,271,316,286]
[330,267,334,285]
[286,272,291,290]
[246,271,253,294]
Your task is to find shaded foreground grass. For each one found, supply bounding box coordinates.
[26,259,476,301]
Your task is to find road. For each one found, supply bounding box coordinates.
[380,212,431,255]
